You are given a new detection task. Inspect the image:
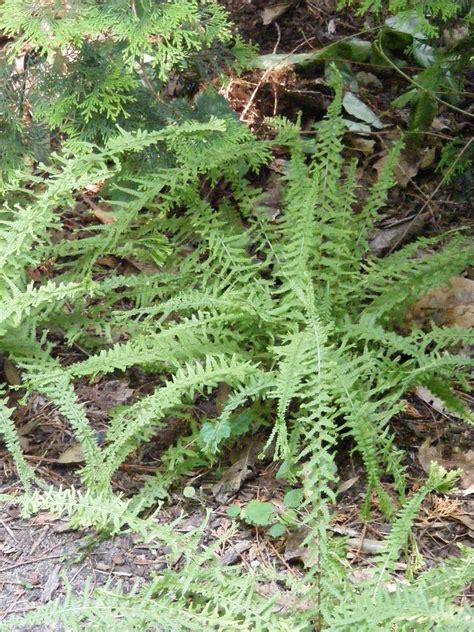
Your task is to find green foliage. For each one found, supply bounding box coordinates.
[0,3,472,622]
[342,0,465,25]
[1,75,472,505]
[2,466,472,631]
[242,500,276,526]
[0,0,251,186]
[0,390,35,492]
[380,10,472,139]
[0,540,299,632]
[1,75,472,626]
[337,2,473,140]
[437,138,474,185]
[0,485,176,538]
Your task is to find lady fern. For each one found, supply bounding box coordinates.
[0,68,472,629]
[2,77,472,503]
[0,390,35,492]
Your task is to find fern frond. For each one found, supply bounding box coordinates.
[17,353,104,490]
[0,279,90,333]
[354,141,403,260]
[3,485,183,542]
[0,390,35,491]
[67,311,247,378]
[100,354,260,483]
[0,569,294,632]
[363,235,473,322]
[269,330,313,458]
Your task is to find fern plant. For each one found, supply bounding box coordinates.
[0,59,472,627]
[1,73,472,501]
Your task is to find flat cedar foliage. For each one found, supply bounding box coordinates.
[0,1,473,630]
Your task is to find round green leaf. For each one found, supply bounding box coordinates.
[230,411,253,437]
[226,503,241,518]
[244,500,275,526]
[21,580,34,590]
[284,489,303,509]
[268,523,286,538]
[200,420,231,450]
[183,486,196,498]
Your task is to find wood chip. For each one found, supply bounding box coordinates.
[219,540,252,565]
[40,564,61,603]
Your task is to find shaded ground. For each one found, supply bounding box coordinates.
[1,409,473,625]
[223,0,363,53]
[1,0,473,627]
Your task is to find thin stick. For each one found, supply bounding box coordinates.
[0,553,63,574]
[130,0,162,102]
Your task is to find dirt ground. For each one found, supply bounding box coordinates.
[2,415,473,626]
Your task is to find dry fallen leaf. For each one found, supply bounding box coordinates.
[91,207,117,225]
[418,439,474,490]
[18,435,30,450]
[4,358,21,385]
[261,2,294,25]
[57,443,84,464]
[283,526,311,564]
[415,386,450,416]
[347,537,386,555]
[407,276,474,329]
[348,136,375,155]
[212,447,256,502]
[355,71,383,91]
[369,214,426,256]
[419,146,436,170]
[30,511,62,525]
[82,194,117,224]
[431,116,451,132]
[336,476,359,495]
[374,147,437,188]
[453,512,474,531]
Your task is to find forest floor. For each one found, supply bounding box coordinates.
[0,1,473,627]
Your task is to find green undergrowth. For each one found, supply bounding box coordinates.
[0,0,473,628]
[1,464,472,631]
[0,77,473,628]
[0,0,252,188]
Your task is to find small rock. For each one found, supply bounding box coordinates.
[112,553,125,566]
[27,573,41,586]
